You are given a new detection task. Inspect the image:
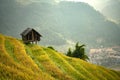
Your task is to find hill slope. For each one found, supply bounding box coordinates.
[0,34,120,80]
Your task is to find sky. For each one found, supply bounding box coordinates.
[16,0,106,9]
[16,0,114,11]
[60,0,110,11]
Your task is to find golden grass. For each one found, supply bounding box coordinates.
[44,48,90,80]
[0,34,54,80]
[0,34,120,80]
[29,45,73,80]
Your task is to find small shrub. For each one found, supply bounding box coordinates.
[47,46,57,52]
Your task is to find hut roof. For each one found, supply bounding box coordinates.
[21,28,42,36]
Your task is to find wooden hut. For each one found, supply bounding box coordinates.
[20,28,42,44]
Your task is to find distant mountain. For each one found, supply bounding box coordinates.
[55,2,120,48]
[0,0,120,48]
[101,0,120,24]
[0,0,66,46]
[0,34,120,80]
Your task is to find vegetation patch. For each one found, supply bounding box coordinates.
[5,39,19,63]
[0,34,120,80]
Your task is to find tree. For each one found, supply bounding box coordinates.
[66,42,89,61]
[67,48,72,57]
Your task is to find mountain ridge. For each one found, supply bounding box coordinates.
[0,33,120,80]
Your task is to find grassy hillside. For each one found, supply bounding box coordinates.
[0,34,120,80]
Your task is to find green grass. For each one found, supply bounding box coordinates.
[0,34,120,80]
[5,38,19,63]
